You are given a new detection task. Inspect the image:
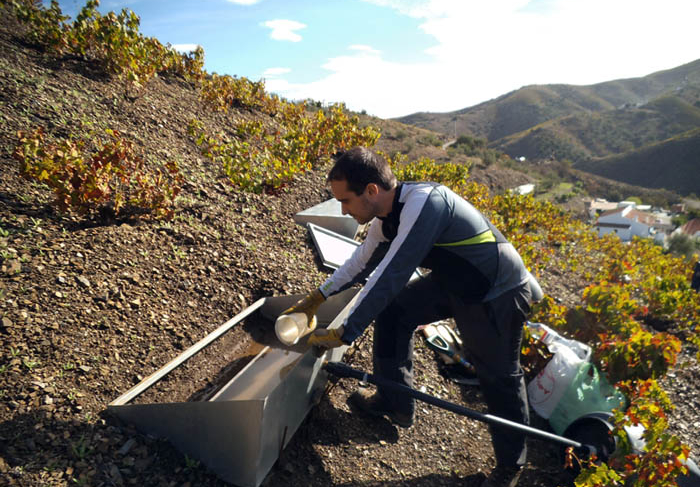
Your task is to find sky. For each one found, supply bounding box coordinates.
[54,0,700,119]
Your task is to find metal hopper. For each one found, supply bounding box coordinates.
[107,288,359,487]
[293,198,359,238]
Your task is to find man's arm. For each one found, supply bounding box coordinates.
[319,220,388,298]
[340,186,451,343]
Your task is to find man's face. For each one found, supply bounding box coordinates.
[330,179,377,225]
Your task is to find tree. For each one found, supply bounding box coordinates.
[667,233,700,258]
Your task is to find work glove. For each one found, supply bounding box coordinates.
[281,288,325,332]
[307,325,345,349]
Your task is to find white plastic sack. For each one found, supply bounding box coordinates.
[526,322,592,419]
[528,322,591,362]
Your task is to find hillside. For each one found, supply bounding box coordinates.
[397,59,700,195]
[1,4,700,487]
[575,128,700,195]
[495,95,700,160]
[363,115,534,194]
[397,59,700,141]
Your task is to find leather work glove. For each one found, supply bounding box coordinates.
[307,325,345,349]
[281,288,325,332]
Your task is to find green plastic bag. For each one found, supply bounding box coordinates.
[548,362,627,435]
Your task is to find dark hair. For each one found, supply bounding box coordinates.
[327,147,397,195]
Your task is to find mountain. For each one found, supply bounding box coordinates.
[576,128,700,195]
[397,59,700,195]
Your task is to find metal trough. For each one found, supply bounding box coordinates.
[293,198,359,239]
[107,288,359,487]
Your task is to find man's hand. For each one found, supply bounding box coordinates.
[281,289,325,331]
[307,325,345,349]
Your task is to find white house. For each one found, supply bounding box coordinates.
[585,198,619,219]
[512,183,535,195]
[595,205,667,243]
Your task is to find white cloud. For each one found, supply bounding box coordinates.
[272,0,700,118]
[359,0,447,18]
[348,45,380,55]
[171,43,200,54]
[262,19,307,42]
[225,0,262,5]
[263,67,291,77]
[266,45,425,117]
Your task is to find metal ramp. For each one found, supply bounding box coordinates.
[108,288,359,487]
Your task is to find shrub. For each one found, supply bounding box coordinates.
[190,103,380,193]
[4,0,205,91]
[667,233,700,258]
[14,127,182,219]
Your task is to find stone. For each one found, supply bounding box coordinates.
[76,276,91,288]
[6,260,21,275]
[118,438,137,456]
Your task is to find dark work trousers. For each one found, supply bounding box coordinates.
[373,271,532,468]
[691,261,700,292]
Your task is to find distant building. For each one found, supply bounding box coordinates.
[618,201,637,208]
[585,198,619,219]
[671,203,686,214]
[511,183,535,195]
[676,218,700,238]
[595,205,670,243]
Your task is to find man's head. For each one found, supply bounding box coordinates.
[327,147,397,224]
[327,147,396,194]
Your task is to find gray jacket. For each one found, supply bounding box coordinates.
[319,182,529,343]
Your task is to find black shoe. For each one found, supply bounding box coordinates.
[348,387,414,428]
[480,465,523,487]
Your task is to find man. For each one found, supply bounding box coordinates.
[286,147,533,487]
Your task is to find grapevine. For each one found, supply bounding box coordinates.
[14,127,183,219]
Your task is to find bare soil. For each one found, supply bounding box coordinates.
[1,11,698,487]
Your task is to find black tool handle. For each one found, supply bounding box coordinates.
[323,361,590,453]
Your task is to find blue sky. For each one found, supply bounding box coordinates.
[55,0,700,118]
